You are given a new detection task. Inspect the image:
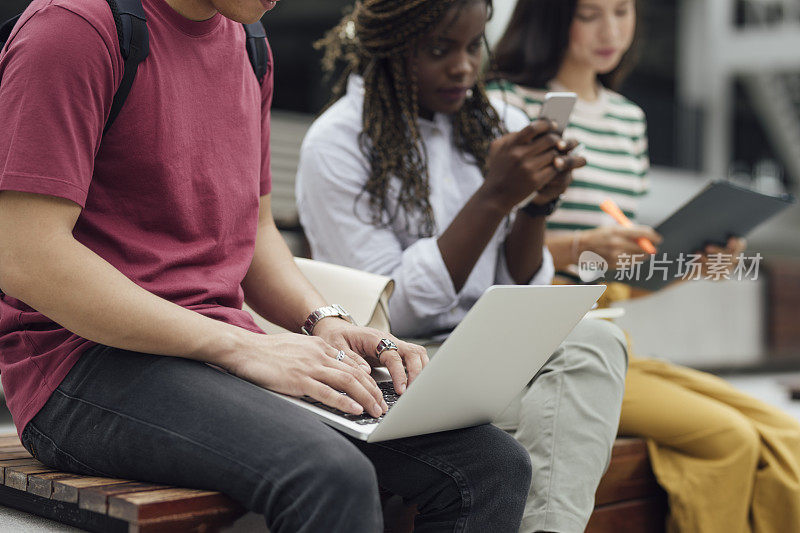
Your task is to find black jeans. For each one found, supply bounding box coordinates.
[21,345,530,532]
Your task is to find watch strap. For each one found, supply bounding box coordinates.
[520,197,562,218]
[301,304,355,335]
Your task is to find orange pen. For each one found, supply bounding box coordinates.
[599,199,657,254]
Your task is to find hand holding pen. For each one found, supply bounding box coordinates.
[600,199,658,254]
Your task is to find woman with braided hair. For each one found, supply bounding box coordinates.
[298,1,630,531]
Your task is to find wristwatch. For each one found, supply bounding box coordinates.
[301,304,355,335]
[520,197,562,218]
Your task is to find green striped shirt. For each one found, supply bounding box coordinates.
[487,79,649,234]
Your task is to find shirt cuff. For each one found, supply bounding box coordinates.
[495,246,555,286]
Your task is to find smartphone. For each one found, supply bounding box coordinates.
[517,91,579,208]
[538,92,577,134]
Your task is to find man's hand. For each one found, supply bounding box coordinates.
[313,318,429,395]
[223,329,388,418]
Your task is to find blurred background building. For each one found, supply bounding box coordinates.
[2,0,799,368]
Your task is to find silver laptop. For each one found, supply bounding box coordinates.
[274,284,606,442]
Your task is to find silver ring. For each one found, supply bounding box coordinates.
[375,338,398,360]
[336,350,346,362]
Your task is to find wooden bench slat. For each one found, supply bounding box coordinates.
[0,458,46,484]
[53,477,133,504]
[0,458,48,468]
[108,487,240,523]
[594,438,662,506]
[604,437,646,455]
[586,496,668,533]
[0,445,27,454]
[0,450,35,460]
[27,472,83,499]
[4,465,61,491]
[0,435,22,447]
[79,482,167,514]
[133,507,247,533]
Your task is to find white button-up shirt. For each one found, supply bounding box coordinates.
[296,75,554,337]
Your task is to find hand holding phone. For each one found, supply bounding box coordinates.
[538,92,577,134]
[513,92,579,207]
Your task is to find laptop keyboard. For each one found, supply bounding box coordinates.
[301,382,400,425]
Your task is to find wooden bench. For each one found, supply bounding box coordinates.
[0,433,665,532]
[0,433,246,532]
[765,258,800,361]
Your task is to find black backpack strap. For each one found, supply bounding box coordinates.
[104,0,149,133]
[0,14,22,53]
[0,13,17,298]
[243,21,268,83]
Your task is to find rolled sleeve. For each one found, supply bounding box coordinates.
[387,237,459,336]
[495,245,555,286]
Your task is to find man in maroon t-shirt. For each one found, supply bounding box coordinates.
[0,0,531,530]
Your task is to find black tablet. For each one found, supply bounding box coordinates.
[607,180,795,291]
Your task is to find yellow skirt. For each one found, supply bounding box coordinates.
[559,279,800,532]
[621,356,800,533]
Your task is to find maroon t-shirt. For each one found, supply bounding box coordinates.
[0,0,273,435]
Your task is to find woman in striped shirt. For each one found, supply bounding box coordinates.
[488,1,800,532]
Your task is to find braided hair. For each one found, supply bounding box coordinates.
[316,0,503,237]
